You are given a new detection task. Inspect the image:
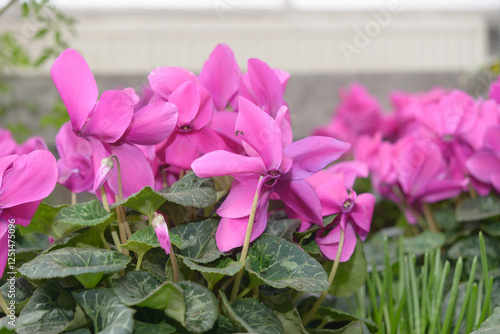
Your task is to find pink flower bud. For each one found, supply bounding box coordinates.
[152,212,171,254]
[93,157,114,192]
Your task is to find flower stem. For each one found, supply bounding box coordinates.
[169,245,179,283]
[71,192,77,205]
[99,231,111,250]
[422,203,439,232]
[302,228,345,326]
[0,292,9,315]
[230,175,263,301]
[111,156,130,252]
[100,187,123,253]
[135,252,145,271]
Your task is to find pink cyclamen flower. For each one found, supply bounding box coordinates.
[489,75,500,104]
[314,174,375,262]
[93,157,114,192]
[192,97,350,252]
[466,125,500,192]
[152,212,171,255]
[0,150,58,277]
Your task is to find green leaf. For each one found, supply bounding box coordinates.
[456,196,500,222]
[264,219,301,241]
[0,310,47,333]
[33,28,49,39]
[112,186,168,220]
[18,203,72,239]
[18,248,131,288]
[246,234,330,292]
[309,320,371,333]
[134,321,176,334]
[39,227,92,255]
[17,280,76,334]
[299,233,321,255]
[112,271,160,306]
[276,310,308,334]
[481,221,500,237]
[0,277,34,314]
[220,291,283,334]
[471,307,500,333]
[73,288,135,334]
[21,3,29,17]
[171,218,221,263]
[142,248,168,282]
[165,172,216,208]
[178,281,219,333]
[183,257,243,289]
[121,226,182,255]
[317,306,377,332]
[216,315,241,334]
[448,235,500,260]
[328,239,368,297]
[55,200,117,233]
[403,230,446,255]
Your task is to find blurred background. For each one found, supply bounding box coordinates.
[0,0,499,144]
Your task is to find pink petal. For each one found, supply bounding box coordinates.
[1,200,42,227]
[190,87,213,130]
[191,150,266,178]
[51,49,98,132]
[57,153,94,193]
[0,129,17,157]
[273,68,290,92]
[0,225,8,278]
[16,136,48,155]
[315,177,347,216]
[283,136,351,180]
[56,122,93,158]
[188,127,227,155]
[350,193,375,238]
[148,67,199,101]
[274,179,322,225]
[164,133,199,170]
[491,173,500,192]
[217,175,261,218]
[420,179,468,203]
[0,155,17,187]
[82,90,134,143]
[169,81,200,126]
[248,58,285,117]
[0,151,57,208]
[152,213,171,254]
[216,199,269,252]
[199,44,241,111]
[488,76,500,104]
[327,161,369,188]
[484,125,500,153]
[236,97,283,170]
[466,152,500,183]
[316,223,357,262]
[123,102,178,145]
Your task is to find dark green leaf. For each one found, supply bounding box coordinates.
[171,218,221,263]
[17,280,75,334]
[276,310,308,334]
[134,321,176,334]
[328,240,367,297]
[220,291,283,334]
[317,306,377,332]
[112,271,160,306]
[0,277,34,314]
[121,226,182,255]
[55,200,117,233]
[456,196,500,222]
[481,221,500,237]
[18,203,72,239]
[18,248,131,288]
[403,230,445,254]
[165,172,216,208]
[178,281,218,333]
[73,288,135,334]
[265,219,301,241]
[112,186,168,220]
[448,235,500,260]
[299,233,321,255]
[183,257,243,289]
[216,315,241,334]
[471,307,500,333]
[246,234,329,292]
[142,248,168,282]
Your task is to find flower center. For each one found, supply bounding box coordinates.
[179,125,192,133]
[342,199,354,212]
[264,170,282,188]
[442,133,454,143]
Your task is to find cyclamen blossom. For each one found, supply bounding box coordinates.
[192,97,350,252]
[152,212,170,255]
[0,150,58,277]
[467,125,500,192]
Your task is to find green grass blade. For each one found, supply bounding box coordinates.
[440,257,463,334]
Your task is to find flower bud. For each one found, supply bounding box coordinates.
[93,157,114,192]
[152,212,171,254]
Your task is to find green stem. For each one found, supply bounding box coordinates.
[302,228,345,326]
[111,156,130,253]
[422,203,439,232]
[169,245,179,283]
[135,252,145,271]
[237,285,254,299]
[101,186,123,252]
[99,230,111,250]
[230,175,263,301]
[0,292,9,315]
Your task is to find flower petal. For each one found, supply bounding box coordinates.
[466,152,500,184]
[191,150,266,178]
[51,49,98,132]
[283,136,351,180]
[316,223,357,262]
[349,193,375,239]
[56,122,92,158]
[236,97,283,170]
[123,101,178,145]
[217,175,261,218]
[248,58,285,117]
[169,81,200,126]
[315,176,347,216]
[163,134,199,170]
[484,125,500,153]
[1,200,42,227]
[190,87,213,130]
[274,179,322,225]
[148,67,199,101]
[188,127,226,155]
[199,44,240,111]
[82,90,134,143]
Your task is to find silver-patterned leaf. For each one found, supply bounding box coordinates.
[170,218,221,263]
[178,281,219,333]
[55,200,117,232]
[165,172,216,208]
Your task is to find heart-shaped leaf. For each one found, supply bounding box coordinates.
[246,234,329,292]
[471,307,500,333]
[178,281,219,333]
[18,248,131,288]
[220,291,283,334]
[142,248,168,282]
[17,280,76,334]
[264,219,301,241]
[73,288,135,334]
[170,218,221,263]
[165,172,216,208]
[183,257,243,289]
[112,186,168,220]
[121,226,182,255]
[134,321,176,334]
[112,271,160,306]
[0,277,35,314]
[403,230,445,254]
[55,200,117,233]
[456,196,500,222]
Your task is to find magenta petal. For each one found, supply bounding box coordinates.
[274,179,322,225]
[51,49,98,132]
[315,177,346,216]
[148,67,199,101]
[199,44,241,111]
[190,87,214,130]
[488,76,500,103]
[350,193,375,237]
[217,175,261,218]
[216,201,269,252]
[124,102,178,145]
[236,97,283,170]
[188,128,226,155]
[484,125,500,153]
[169,81,200,126]
[0,225,8,278]
[0,155,17,187]
[82,90,134,143]
[327,161,369,188]
[56,122,93,157]
[466,152,500,183]
[248,58,284,117]
[317,223,357,262]
[283,136,351,180]
[191,150,266,178]
[1,200,42,227]
[491,173,500,192]
[108,143,155,198]
[16,136,48,155]
[420,179,468,203]
[273,68,290,92]
[0,151,57,208]
[0,129,17,157]
[163,134,199,170]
